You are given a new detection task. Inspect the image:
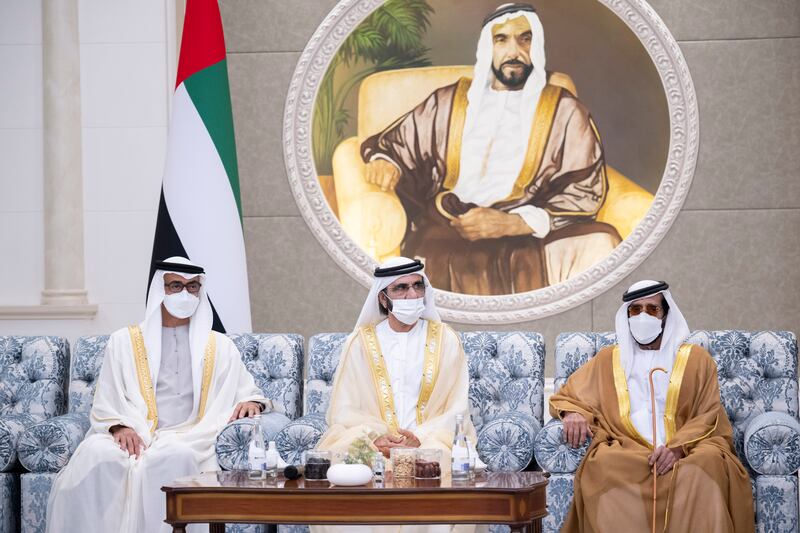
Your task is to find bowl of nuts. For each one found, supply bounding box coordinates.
[390,447,416,479]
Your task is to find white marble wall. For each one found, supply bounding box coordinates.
[0,0,172,343]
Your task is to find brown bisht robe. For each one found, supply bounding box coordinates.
[362,75,620,295]
[549,344,755,533]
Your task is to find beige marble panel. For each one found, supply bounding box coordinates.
[648,0,800,41]
[220,0,339,53]
[245,216,367,338]
[229,52,301,217]
[591,210,800,335]
[681,39,800,210]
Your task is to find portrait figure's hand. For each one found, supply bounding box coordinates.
[562,412,593,448]
[365,159,401,192]
[110,425,146,458]
[451,207,533,241]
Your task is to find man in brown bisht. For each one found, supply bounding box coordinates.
[550,280,754,532]
[362,3,620,295]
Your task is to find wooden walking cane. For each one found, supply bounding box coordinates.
[649,367,668,533]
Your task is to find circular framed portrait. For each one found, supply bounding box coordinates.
[284,0,698,323]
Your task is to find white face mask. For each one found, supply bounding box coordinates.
[628,313,663,345]
[163,290,200,319]
[388,296,425,326]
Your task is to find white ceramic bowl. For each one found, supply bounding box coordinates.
[326,463,373,486]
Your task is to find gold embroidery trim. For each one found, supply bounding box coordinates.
[503,84,563,202]
[196,333,216,421]
[416,321,444,425]
[443,77,471,190]
[611,345,652,448]
[128,325,158,434]
[543,115,609,217]
[664,344,693,441]
[359,325,400,433]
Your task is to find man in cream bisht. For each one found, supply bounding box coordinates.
[362,3,619,295]
[315,256,481,533]
[550,280,754,532]
[47,257,269,533]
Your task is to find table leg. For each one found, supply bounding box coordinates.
[172,525,186,533]
[209,523,225,533]
[509,526,528,533]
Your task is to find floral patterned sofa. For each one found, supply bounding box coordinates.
[533,330,800,533]
[15,333,303,533]
[0,336,69,533]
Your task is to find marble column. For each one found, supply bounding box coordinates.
[40,0,90,307]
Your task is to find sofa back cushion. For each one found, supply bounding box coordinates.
[0,336,68,418]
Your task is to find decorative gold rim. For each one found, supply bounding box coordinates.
[664,343,693,441]
[611,345,653,448]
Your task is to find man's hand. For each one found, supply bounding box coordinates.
[374,433,406,458]
[648,445,684,475]
[562,412,593,448]
[365,159,401,192]
[397,429,421,448]
[228,401,263,422]
[451,208,533,241]
[110,425,146,458]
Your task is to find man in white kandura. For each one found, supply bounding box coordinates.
[315,256,483,533]
[47,257,271,533]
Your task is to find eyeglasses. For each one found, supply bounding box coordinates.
[164,281,202,294]
[384,281,426,298]
[628,303,663,317]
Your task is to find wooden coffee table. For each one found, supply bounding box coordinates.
[162,470,548,532]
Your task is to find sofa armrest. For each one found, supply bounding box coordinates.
[0,414,40,472]
[274,413,328,466]
[476,412,541,472]
[16,413,90,473]
[744,411,800,475]
[215,411,292,471]
[533,418,590,474]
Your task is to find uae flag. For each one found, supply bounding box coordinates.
[149,0,251,333]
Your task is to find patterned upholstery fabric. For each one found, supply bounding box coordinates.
[228,334,304,419]
[539,330,799,533]
[533,419,589,474]
[279,330,545,472]
[17,335,109,473]
[756,475,798,533]
[1,472,19,533]
[20,472,53,533]
[0,336,69,472]
[274,413,327,466]
[541,473,574,533]
[745,411,800,476]
[216,412,292,471]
